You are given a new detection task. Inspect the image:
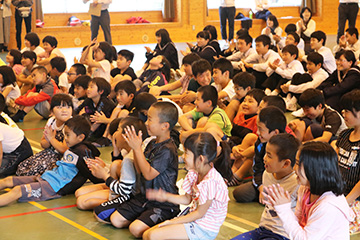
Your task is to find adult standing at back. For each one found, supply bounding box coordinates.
[83,0,112,45]
[219,0,235,42]
[12,0,33,50]
[0,0,11,52]
[337,0,359,43]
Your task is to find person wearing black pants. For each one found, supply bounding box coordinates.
[219,0,235,42]
[12,0,33,50]
[337,0,359,43]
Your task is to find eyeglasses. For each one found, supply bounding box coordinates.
[67,72,77,76]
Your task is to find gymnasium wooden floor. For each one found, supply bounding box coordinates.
[1,39,360,239]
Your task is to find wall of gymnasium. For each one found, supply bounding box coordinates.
[6,0,355,50]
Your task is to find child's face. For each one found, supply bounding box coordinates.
[116,90,133,106]
[21,57,33,67]
[0,74,3,84]
[52,103,73,123]
[149,55,163,68]
[31,70,47,85]
[43,42,55,53]
[195,91,210,113]
[306,61,320,74]
[113,126,129,151]
[302,105,322,119]
[183,63,193,76]
[24,39,31,48]
[156,35,161,44]
[237,39,250,52]
[310,38,322,50]
[302,9,311,21]
[233,85,247,99]
[212,68,227,85]
[336,55,352,71]
[266,19,274,28]
[197,37,208,47]
[294,155,309,186]
[67,67,78,84]
[64,125,83,148]
[183,149,196,171]
[241,95,259,115]
[255,42,268,55]
[342,109,360,128]
[257,118,276,143]
[345,32,357,45]
[281,52,295,64]
[87,82,100,99]
[263,143,285,174]
[145,106,162,136]
[74,85,86,99]
[94,48,105,61]
[285,35,297,46]
[117,55,130,70]
[258,100,267,114]
[195,70,212,86]
[6,52,13,64]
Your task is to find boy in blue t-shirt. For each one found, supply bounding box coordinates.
[0,115,102,206]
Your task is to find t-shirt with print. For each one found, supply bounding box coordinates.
[315,106,346,136]
[260,171,299,238]
[93,59,111,82]
[190,106,232,136]
[110,67,137,80]
[187,78,214,92]
[138,138,179,208]
[182,168,229,233]
[337,128,360,198]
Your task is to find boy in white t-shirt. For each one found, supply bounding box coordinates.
[37,36,66,71]
[212,58,235,109]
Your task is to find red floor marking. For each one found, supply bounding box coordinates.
[22,127,44,131]
[0,204,77,220]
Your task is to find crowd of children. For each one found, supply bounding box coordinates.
[1,14,360,238]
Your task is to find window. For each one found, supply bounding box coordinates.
[207,0,301,9]
[42,0,164,14]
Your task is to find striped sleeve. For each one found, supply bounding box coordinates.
[182,170,197,195]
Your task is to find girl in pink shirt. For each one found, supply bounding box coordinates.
[263,141,354,240]
[143,132,232,240]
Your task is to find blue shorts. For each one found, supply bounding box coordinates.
[184,222,218,240]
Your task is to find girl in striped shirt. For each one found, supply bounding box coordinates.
[143,132,232,240]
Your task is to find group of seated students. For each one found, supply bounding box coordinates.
[1,9,360,238]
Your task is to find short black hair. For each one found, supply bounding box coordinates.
[118,117,148,140]
[212,58,234,78]
[98,41,114,63]
[246,88,266,106]
[134,92,157,111]
[191,59,212,78]
[90,77,111,97]
[198,85,218,108]
[268,133,300,167]
[50,93,74,110]
[25,32,40,47]
[232,72,256,89]
[287,32,300,44]
[282,44,299,59]
[284,23,297,34]
[31,65,48,75]
[262,95,286,113]
[43,35,58,48]
[307,52,323,66]
[238,33,253,45]
[182,53,201,65]
[346,27,359,39]
[22,50,37,64]
[310,31,326,46]
[118,49,134,62]
[71,63,86,75]
[0,66,16,87]
[196,31,210,40]
[9,49,22,65]
[73,75,91,89]
[341,89,360,116]
[155,28,172,47]
[65,115,91,139]
[151,101,178,130]
[299,141,345,196]
[298,88,325,108]
[50,57,66,73]
[108,118,121,136]
[114,80,136,96]
[258,106,287,133]
[203,25,218,40]
[255,35,271,48]
[0,93,5,113]
[267,15,279,28]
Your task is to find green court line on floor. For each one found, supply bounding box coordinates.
[222,221,249,233]
[226,213,259,228]
[29,201,108,240]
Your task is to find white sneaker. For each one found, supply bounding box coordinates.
[292,108,305,118]
[265,89,271,95]
[286,96,298,112]
[270,90,279,96]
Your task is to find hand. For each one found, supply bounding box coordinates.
[273,34,281,43]
[288,120,298,131]
[262,184,291,207]
[232,145,244,159]
[180,91,195,104]
[146,188,168,202]
[280,83,290,93]
[265,27,271,35]
[158,220,173,228]
[123,125,143,151]
[73,56,79,64]
[145,46,152,53]
[93,0,98,6]
[27,92,39,97]
[186,42,194,49]
[339,35,347,48]
[229,39,236,52]
[90,111,108,124]
[149,85,162,97]
[43,125,55,142]
[180,50,189,56]
[242,60,252,69]
[86,157,109,180]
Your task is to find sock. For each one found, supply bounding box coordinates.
[227,174,242,187]
[11,110,26,122]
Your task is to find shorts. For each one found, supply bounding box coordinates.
[94,194,131,223]
[34,101,51,119]
[301,118,337,143]
[12,176,61,202]
[116,195,179,227]
[184,222,218,240]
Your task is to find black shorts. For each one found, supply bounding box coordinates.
[94,195,131,223]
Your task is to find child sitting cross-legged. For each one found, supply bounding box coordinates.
[93,102,180,238]
[0,115,103,207]
[17,51,37,95]
[143,132,232,240]
[110,49,137,89]
[231,133,300,240]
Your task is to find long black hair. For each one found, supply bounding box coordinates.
[155,29,172,47]
[0,66,16,87]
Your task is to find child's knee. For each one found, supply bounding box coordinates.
[196,117,209,128]
[143,227,157,240]
[129,220,149,238]
[12,186,22,197]
[76,196,87,210]
[110,211,130,228]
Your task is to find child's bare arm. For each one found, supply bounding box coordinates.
[146,188,192,205]
[225,99,240,121]
[309,131,332,143]
[43,125,68,153]
[0,141,3,166]
[346,180,360,204]
[178,112,194,131]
